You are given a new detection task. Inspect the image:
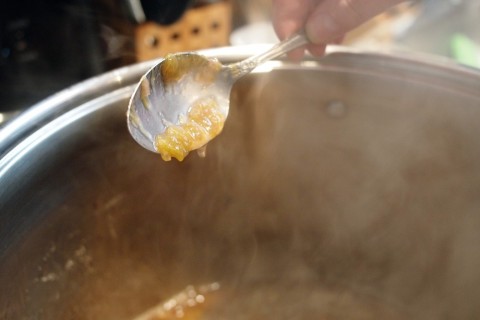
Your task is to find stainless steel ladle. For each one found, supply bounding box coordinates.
[127,33,308,154]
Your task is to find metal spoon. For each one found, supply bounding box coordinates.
[127,33,308,156]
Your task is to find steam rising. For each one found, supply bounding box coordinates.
[3,61,480,319]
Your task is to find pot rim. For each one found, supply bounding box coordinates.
[0,45,479,158]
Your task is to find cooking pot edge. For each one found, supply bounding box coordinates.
[1,45,479,158]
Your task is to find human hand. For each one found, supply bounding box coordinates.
[272,0,405,59]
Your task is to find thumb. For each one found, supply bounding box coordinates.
[306,0,404,44]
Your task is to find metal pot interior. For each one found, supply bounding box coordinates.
[1,52,480,319]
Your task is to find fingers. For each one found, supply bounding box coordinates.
[305,0,405,44]
[307,35,343,57]
[307,44,327,56]
[272,0,317,59]
[272,0,317,39]
[272,0,405,59]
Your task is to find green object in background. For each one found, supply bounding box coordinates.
[450,33,480,68]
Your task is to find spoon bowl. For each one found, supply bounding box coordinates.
[127,33,308,159]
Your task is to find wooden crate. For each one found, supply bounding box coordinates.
[134,1,232,61]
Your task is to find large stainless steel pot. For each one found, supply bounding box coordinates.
[1,46,480,319]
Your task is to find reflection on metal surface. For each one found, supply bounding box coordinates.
[325,101,348,119]
[133,283,220,320]
[0,111,20,128]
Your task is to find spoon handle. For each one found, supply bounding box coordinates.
[226,32,309,80]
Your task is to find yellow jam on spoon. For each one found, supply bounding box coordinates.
[153,54,225,162]
[127,34,309,160]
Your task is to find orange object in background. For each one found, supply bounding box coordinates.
[134,1,232,61]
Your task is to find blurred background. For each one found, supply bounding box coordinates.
[1,0,479,124]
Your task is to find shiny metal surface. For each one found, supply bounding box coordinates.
[1,47,480,319]
[127,35,308,154]
[0,111,21,129]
